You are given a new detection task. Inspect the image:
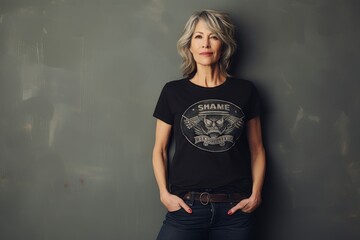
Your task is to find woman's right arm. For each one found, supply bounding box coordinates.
[152,119,192,213]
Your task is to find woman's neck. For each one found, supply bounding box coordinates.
[191,65,226,88]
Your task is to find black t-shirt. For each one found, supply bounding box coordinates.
[153,77,261,196]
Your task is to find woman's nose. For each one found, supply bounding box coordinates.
[202,38,210,48]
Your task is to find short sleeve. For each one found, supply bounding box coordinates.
[246,84,261,121]
[153,84,174,125]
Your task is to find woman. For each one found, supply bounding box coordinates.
[152,9,265,240]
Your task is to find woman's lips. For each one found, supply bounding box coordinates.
[199,52,213,56]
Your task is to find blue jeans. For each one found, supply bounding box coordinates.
[156,198,255,240]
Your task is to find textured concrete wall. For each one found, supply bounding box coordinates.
[0,0,359,239]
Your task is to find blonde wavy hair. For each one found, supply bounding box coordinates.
[177,9,237,78]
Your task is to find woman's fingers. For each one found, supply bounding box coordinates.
[179,200,192,213]
[228,196,262,215]
[227,199,249,215]
[163,194,192,213]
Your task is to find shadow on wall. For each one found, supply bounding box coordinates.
[229,20,250,76]
[229,18,294,240]
[254,90,293,240]
[230,7,360,239]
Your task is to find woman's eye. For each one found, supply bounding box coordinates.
[194,35,202,39]
[210,35,219,40]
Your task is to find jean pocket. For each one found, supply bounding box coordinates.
[168,206,183,213]
[238,210,253,216]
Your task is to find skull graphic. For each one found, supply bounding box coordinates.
[203,115,225,137]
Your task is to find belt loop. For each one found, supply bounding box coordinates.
[228,194,233,205]
[189,192,195,206]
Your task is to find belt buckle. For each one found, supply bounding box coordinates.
[199,192,210,205]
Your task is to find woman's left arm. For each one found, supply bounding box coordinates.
[247,116,266,210]
[228,116,266,215]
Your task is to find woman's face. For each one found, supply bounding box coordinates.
[189,20,222,67]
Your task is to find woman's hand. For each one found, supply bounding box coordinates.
[153,120,193,213]
[160,192,192,213]
[227,194,262,215]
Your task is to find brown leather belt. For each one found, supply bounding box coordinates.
[183,192,248,205]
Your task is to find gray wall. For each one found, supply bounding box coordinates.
[0,0,359,239]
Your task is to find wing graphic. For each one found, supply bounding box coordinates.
[183,115,206,135]
[224,115,244,134]
[183,115,202,129]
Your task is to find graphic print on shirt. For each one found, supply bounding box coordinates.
[181,99,245,152]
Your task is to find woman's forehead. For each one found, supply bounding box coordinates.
[193,20,218,34]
